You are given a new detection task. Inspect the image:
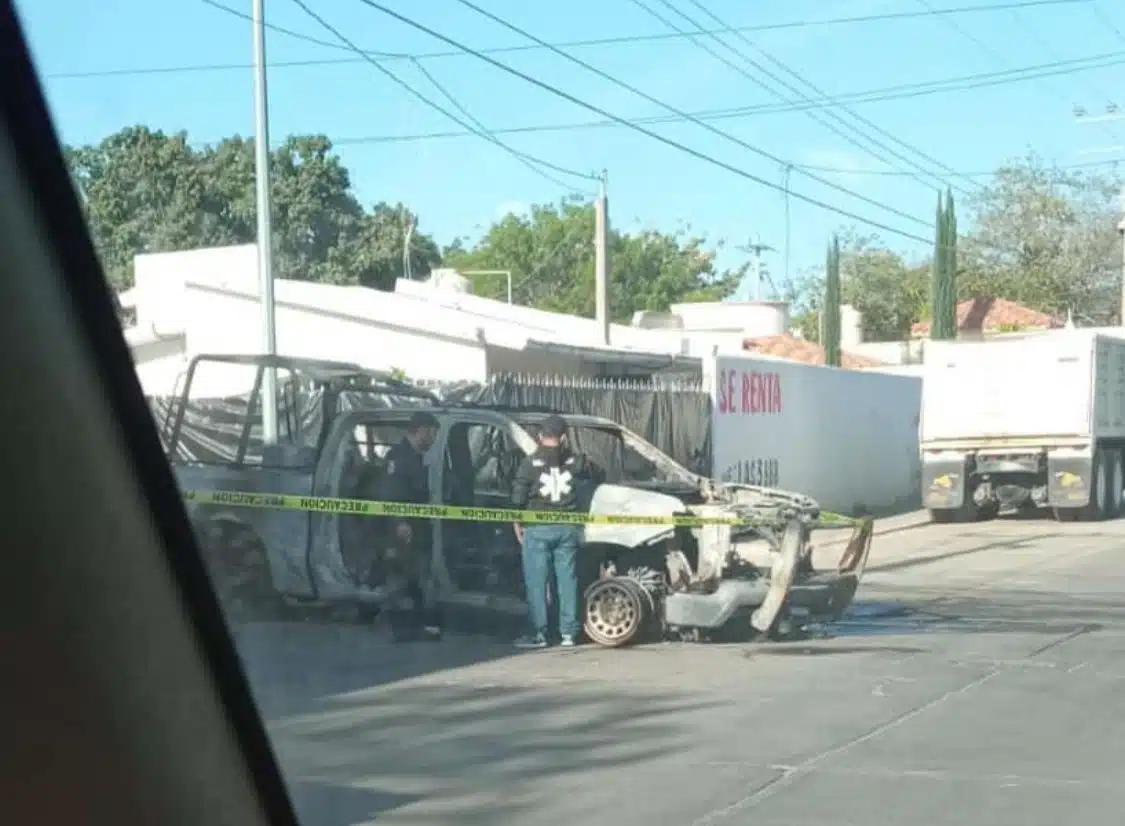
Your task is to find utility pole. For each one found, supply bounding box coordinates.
[594,170,610,345]
[252,0,278,442]
[1075,103,1125,326]
[737,241,776,301]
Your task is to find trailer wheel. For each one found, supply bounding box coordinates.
[1110,450,1125,518]
[1082,448,1110,522]
[930,495,987,524]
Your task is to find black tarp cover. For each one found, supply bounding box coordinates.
[148,373,712,475]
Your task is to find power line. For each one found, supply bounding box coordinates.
[1007,6,1122,126]
[914,0,1123,143]
[1091,2,1125,45]
[46,0,1093,81]
[634,0,975,196]
[258,47,1125,148]
[444,0,931,229]
[683,0,982,194]
[794,156,1125,176]
[286,0,598,193]
[351,0,937,245]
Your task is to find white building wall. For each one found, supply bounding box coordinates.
[179,282,489,387]
[710,355,922,516]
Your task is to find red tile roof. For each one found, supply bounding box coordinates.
[742,334,886,368]
[911,297,1059,337]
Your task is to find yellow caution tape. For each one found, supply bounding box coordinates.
[182,489,857,529]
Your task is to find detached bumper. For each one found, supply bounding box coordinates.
[662,517,873,630]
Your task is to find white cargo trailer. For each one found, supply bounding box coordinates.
[921,331,1125,522]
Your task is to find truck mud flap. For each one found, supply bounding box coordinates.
[922,458,967,510]
[1047,453,1093,509]
[751,520,802,633]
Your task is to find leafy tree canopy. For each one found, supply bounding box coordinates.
[787,154,1124,341]
[443,197,742,322]
[68,127,741,321]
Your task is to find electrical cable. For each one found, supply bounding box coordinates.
[287,0,599,193]
[442,0,931,228]
[914,0,1123,143]
[351,0,938,243]
[306,48,1125,146]
[629,0,962,195]
[46,0,1089,81]
[664,0,981,194]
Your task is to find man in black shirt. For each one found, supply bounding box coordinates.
[511,414,602,649]
[378,410,442,642]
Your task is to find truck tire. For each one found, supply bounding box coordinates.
[930,493,990,524]
[1110,450,1125,519]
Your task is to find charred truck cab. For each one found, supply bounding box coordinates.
[921,333,1125,523]
[162,354,874,646]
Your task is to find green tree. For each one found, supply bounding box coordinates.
[960,153,1123,323]
[784,230,929,344]
[65,126,441,291]
[931,189,958,340]
[823,235,841,366]
[444,198,742,321]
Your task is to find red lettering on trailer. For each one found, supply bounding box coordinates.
[717,369,782,415]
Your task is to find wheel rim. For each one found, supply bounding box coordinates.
[584,579,645,647]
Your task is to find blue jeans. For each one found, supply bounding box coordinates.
[521,524,582,638]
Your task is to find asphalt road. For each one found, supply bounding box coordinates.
[234,513,1125,826]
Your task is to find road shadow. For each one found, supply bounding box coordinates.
[231,621,524,718]
[867,531,1068,574]
[825,587,1122,642]
[270,677,711,825]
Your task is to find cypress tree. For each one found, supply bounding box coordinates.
[931,191,957,340]
[823,234,841,367]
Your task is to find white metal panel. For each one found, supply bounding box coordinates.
[1090,334,1125,439]
[709,355,921,516]
[922,336,1093,443]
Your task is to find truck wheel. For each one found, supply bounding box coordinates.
[1110,450,1125,519]
[1082,448,1110,522]
[931,495,986,524]
[198,519,283,621]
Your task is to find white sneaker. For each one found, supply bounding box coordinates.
[560,635,577,648]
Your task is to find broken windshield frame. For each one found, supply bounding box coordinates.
[515,419,700,490]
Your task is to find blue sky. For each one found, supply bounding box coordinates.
[15,0,1125,293]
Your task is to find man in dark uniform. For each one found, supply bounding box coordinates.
[511,414,602,649]
[378,410,442,642]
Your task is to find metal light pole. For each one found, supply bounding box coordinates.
[252,0,279,443]
[461,270,513,303]
[594,171,610,346]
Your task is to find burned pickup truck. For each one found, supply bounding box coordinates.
[159,354,873,646]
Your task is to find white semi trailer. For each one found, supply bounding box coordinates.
[921,331,1125,522]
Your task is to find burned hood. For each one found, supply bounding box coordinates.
[704,480,822,521]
